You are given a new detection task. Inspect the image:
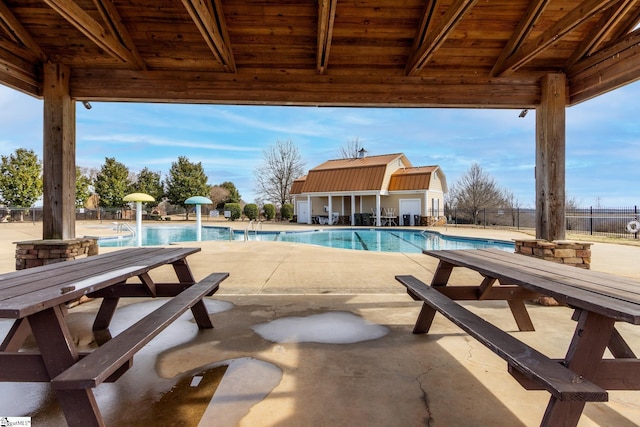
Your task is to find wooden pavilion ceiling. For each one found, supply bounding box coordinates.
[1,0,640,108]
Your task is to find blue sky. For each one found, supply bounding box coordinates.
[1,81,639,207]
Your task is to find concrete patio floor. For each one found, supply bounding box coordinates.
[1,221,640,426]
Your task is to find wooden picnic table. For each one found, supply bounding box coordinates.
[0,247,228,426]
[397,248,640,427]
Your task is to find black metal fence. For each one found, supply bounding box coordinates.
[0,206,195,223]
[446,206,640,239]
[3,205,640,239]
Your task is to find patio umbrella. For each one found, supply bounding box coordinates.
[123,193,155,246]
[185,196,212,241]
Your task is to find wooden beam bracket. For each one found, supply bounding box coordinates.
[317,0,337,74]
[181,0,236,73]
[43,0,144,70]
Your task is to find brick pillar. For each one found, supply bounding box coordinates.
[15,238,99,270]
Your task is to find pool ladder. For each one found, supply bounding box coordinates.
[112,221,135,237]
[244,220,263,240]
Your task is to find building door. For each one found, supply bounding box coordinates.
[297,201,309,223]
[399,199,421,226]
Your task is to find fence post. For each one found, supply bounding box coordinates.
[483,208,486,228]
[590,206,593,236]
[517,208,520,229]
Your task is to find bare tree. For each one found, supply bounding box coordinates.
[338,137,365,159]
[502,188,522,226]
[255,139,305,206]
[209,185,230,209]
[448,163,504,225]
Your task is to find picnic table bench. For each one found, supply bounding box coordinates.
[396,248,640,427]
[0,247,229,427]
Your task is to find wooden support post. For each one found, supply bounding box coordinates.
[43,62,76,240]
[535,73,566,241]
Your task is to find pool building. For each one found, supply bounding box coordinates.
[290,152,447,227]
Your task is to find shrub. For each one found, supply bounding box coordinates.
[224,203,242,221]
[263,203,276,220]
[243,203,259,220]
[281,203,294,220]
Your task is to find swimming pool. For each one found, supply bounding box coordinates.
[99,226,514,253]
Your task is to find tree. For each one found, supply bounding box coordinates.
[94,157,131,208]
[502,188,522,227]
[131,168,164,206]
[447,163,504,225]
[75,166,92,207]
[338,137,365,159]
[255,139,305,206]
[0,148,42,221]
[164,156,210,220]
[220,181,241,204]
[209,185,230,210]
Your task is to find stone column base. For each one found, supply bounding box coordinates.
[514,239,592,268]
[514,239,592,306]
[15,238,99,270]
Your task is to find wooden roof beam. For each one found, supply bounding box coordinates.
[410,0,438,54]
[405,0,478,77]
[317,0,337,74]
[490,0,550,77]
[492,0,619,77]
[565,0,636,69]
[569,28,640,104]
[92,0,146,70]
[0,47,39,93]
[0,0,47,61]
[181,0,236,73]
[608,3,640,42]
[43,0,144,70]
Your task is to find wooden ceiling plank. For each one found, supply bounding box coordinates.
[92,0,146,70]
[316,0,337,74]
[0,0,47,61]
[490,0,550,77]
[406,0,479,77]
[181,0,236,72]
[43,0,143,70]
[565,0,636,68]
[493,0,619,77]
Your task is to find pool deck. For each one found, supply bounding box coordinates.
[1,220,640,426]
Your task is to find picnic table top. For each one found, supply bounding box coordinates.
[423,248,640,325]
[0,247,200,319]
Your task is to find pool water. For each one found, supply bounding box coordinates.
[99,226,514,253]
